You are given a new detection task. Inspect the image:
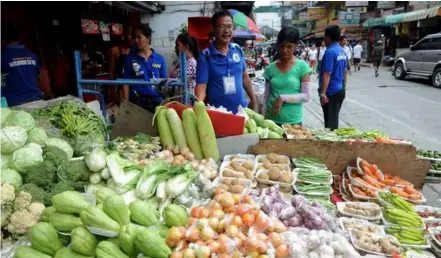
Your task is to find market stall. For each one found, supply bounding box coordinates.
[1,96,440,258]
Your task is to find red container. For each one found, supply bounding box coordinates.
[166,103,245,137]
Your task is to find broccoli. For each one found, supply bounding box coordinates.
[44,181,75,205]
[57,158,91,189]
[20,183,47,204]
[26,160,57,187]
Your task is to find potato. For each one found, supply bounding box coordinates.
[277,156,290,164]
[280,186,292,193]
[268,167,281,181]
[257,164,264,170]
[217,184,229,191]
[235,166,247,173]
[222,178,232,185]
[263,161,273,170]
[230,161,241,170]
[267,153,279,163]
[258,173,270,180]
[232,179,241,185]
[245,171,254,180]
[279,172,293,184]
[223,169,234,177]
[229,184,244,194]
[243,161,254,170]
[259,157,270,163]
[257,183,269,188]
[287,128,296,135]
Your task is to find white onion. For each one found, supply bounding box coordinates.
[166,144,174,151]
[185,152,195,161]
[180,147,190,156]
[173,146,181,155]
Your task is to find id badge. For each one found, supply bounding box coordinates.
[223,76,236,95]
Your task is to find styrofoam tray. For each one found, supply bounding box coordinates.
[429,169,441,175]
[406,250,437,258]
[381,213,425,229]
[293,168,333,185]
[212,177,252,196]
[223,154,256,162]
[417,155,441,162]
[81,193,96,206]
[292,157,327,169]
[256,154,291,165]
[356,157,385,181]
[293,182,332,196]
[428,227,441,247]
[336,202,381,220]
[348,184,378,200]
[346,166,384,191]
[256,169,295,187]
[339,217,385,236]
[339,183,348,196]
[415,205,441,222]
[349,231,397,257]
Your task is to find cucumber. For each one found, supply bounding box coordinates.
[182,108,203,159]
[156,108,175,147]
[194,101,219,161]
[166,108,187,148]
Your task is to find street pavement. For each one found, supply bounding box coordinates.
[305,66,441,207]
[255,65,441,207]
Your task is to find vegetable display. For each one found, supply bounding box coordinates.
[243,108,284,138]
[283,124,314,140]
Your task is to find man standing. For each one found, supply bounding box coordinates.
[317,41,326,74]
[353,40,363,71]
[1,23,42,106]
[307,45,318,74]
[196,10,257,114]
[319,25,348,130]
[340,36,352,75]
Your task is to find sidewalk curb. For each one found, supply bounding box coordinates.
[360,63,371,68]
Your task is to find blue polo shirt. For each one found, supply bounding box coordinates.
[122,49,167,102]
[196,42,248,114]
[1,45,41,106]
[319,42,347,96]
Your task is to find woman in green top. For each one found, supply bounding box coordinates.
[263,26,312,125]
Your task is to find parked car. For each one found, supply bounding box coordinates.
[394,33,441,88]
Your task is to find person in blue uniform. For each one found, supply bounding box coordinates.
[318,25,348,130]
[1,23,42,106]
[122,24,167,113]
[195,10,257,114]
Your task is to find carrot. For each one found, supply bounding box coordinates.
[409,193,421,200]
[352,186,367,196]
[384,174,392,180]
[382,179,396,187]
[354,177,381,190]
[362,175,384,189]
[403,185,417,195]
[390,187,410,198]
[362,166,374,177]
[371,164,378,174]
[360,160,370,168]
[194,101,219,161]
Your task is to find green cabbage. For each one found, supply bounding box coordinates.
[85,148,106,172]
[1,126,28,154]
[0,168,22,189]
[46,138,74,159]
[25,143,43,155]
[10,147,44,174]
[27,127,48,147]
[4,110,35,131]
[1,154,11,168]
[0,108,12,126]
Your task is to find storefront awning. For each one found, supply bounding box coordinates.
[363,6,441,28]
[402,5,441,22]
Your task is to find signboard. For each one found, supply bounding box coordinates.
[339,11,360,27]
[347,7,367,13]
[299,12,310,21]
[307,7,327,19]
[377,1,395,9]
[346,1,368,7]
[315,19,328,32]
[410,1,433,6]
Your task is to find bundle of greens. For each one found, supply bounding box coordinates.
[297,168,332,184]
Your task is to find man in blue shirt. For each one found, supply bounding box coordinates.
[196,10,257,114]
[319,25,347,130]
[122,24,167,113]
[1,23,41,106]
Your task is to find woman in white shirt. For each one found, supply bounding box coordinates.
[307,45,318,74]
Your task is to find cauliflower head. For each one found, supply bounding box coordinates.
[27,202,45,220]
[6,209,38,234]
[0,183,15,206]
[13,191,32,210]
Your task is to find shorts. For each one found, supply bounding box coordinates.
[373,59,381,67]
[353,58,361,65]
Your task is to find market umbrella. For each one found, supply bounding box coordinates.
[228,9,261,34]
[234,28,266,41]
